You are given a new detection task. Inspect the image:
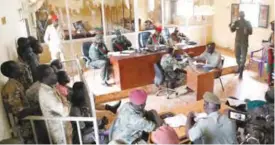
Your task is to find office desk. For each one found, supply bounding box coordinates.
[158,100,228,142]
[186,66,217,101]
[110,45,206,90]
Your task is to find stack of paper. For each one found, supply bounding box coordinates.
[164,114,187,127]
[194,112,208,122]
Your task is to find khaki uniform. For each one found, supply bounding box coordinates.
[188,111,237,144]
[1,79,34,144]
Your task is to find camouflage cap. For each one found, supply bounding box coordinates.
[203,92,221,105]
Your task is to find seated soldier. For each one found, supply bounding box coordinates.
[171,27,189,42]
[89,28,111,86]
[186,92,237,144]
[160,47,187,88]
[147,26,166,48]
[144,19,155,30]
[17,37,39,82]
[193,42,221,71]
[109,89,163,144]
[50,59,64,73]
[17,38,34,90]
[1,61,34,144]
[112,29,132,52]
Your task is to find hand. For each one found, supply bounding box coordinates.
[187,111,195,119]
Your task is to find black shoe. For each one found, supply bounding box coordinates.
[105,101,121,114]
[102,81,111,87]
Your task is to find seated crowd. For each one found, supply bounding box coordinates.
[1,22,273,144]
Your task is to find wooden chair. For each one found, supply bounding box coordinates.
[214,56,225,91]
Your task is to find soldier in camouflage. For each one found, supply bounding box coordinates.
[112,29,132,52]
[1,61,34,144]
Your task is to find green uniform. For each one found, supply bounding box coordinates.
[112,35,132,52]
[230,19,253,68]
[89,42,110,81]
[1,79,34,144]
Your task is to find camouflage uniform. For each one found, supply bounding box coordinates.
[112,36,132,52]
[147,33,166,46]
[17,58,33,91]
[1,78,34,144]
[109,102,156,144]
[160,54,187,86]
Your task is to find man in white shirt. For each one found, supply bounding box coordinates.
[186,92,237,144]
[37,64,71,144]
[194,42,222,71]
[44,14,64,60]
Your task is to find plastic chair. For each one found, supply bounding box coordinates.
[248,44,268,77]
[153,62,178,99]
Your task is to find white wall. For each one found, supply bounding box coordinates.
[212,0,274,53]
[0,0,27,141]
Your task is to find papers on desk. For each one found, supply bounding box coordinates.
[164,114,187,127]
[108,52,131,56]
[227,98,246,107]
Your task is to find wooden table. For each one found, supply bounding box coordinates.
[186,66,217,101]
[110,45,206,90]
[159,100,228,142]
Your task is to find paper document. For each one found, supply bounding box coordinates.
[227,98,246,107]
[164,114,187,127]
[194,112,207,122]
[122,50,135,54]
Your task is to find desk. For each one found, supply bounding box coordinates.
[159,100,228,142]
[110,45,206,90]
[186,66,216,101]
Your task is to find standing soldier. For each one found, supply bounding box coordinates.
[229,11,253,79]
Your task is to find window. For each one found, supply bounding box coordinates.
[239,4,260,27]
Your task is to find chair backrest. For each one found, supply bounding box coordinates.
[138,31,151,48]
[82,41,93,62]
[215,56,225,78]
[153,62,165,86]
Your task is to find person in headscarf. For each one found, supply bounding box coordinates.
[111,29,132,52]
[152,125,180,144]
[109,89,163,144]
[147,26,166,47]
[88,28,111,86]
[44,14,65,60]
